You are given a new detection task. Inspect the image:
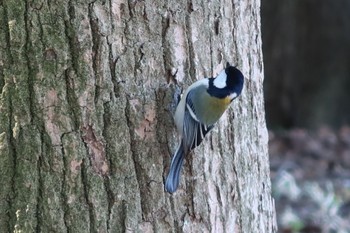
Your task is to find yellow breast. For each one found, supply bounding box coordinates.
[210,96,231,111]
[201,96,231,125]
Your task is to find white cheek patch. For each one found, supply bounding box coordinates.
[213,70,227,89]
[229,92,237,99]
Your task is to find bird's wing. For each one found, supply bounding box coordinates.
[183,91,214,152]
[165,141,185,193]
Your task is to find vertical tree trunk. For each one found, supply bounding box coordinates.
[0,0,276,232]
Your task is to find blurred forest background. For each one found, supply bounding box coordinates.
[261,0,350,232]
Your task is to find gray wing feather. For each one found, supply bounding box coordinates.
[183,91,214,152]
[165,142,185,193]
[164,87,213,193]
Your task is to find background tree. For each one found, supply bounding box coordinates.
[0,0,276,232]
[262,0,350,129]
[262,1,350,231]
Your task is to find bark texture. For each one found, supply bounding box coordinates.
[0,0,276,232]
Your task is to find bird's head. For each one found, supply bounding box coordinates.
[208,64,244,100]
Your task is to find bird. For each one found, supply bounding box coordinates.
[165,63,244,193]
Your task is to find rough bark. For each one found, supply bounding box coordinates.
[0,0,276,232]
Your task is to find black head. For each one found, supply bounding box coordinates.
[225,66,244,95]
[207,65,244,99]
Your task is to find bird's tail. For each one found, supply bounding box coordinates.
[165,142,186,193]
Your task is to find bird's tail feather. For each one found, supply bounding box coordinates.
[165,142,186,193]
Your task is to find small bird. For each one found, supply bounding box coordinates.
[165,63,244,193]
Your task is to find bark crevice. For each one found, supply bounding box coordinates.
[34,132,44,233]
[64,69,80,130]
[24,0,36,123]
[60,134,70,232]
[0,67,4,97]
[6,87,16,233]
[1,4,13,65]
[102,101,115,230]
[64,0,80,75]
[88,2,102,104]
[124,97,145,221]
[80,157,95,232]
[108,43,121,98]
[103,177,114,232]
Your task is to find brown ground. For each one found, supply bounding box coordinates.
[269,126,350,233]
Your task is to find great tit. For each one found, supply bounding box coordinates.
[165,63,244,193]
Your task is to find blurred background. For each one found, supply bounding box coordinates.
[261,0,350,232]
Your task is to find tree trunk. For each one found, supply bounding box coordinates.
[0,0,276,232]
